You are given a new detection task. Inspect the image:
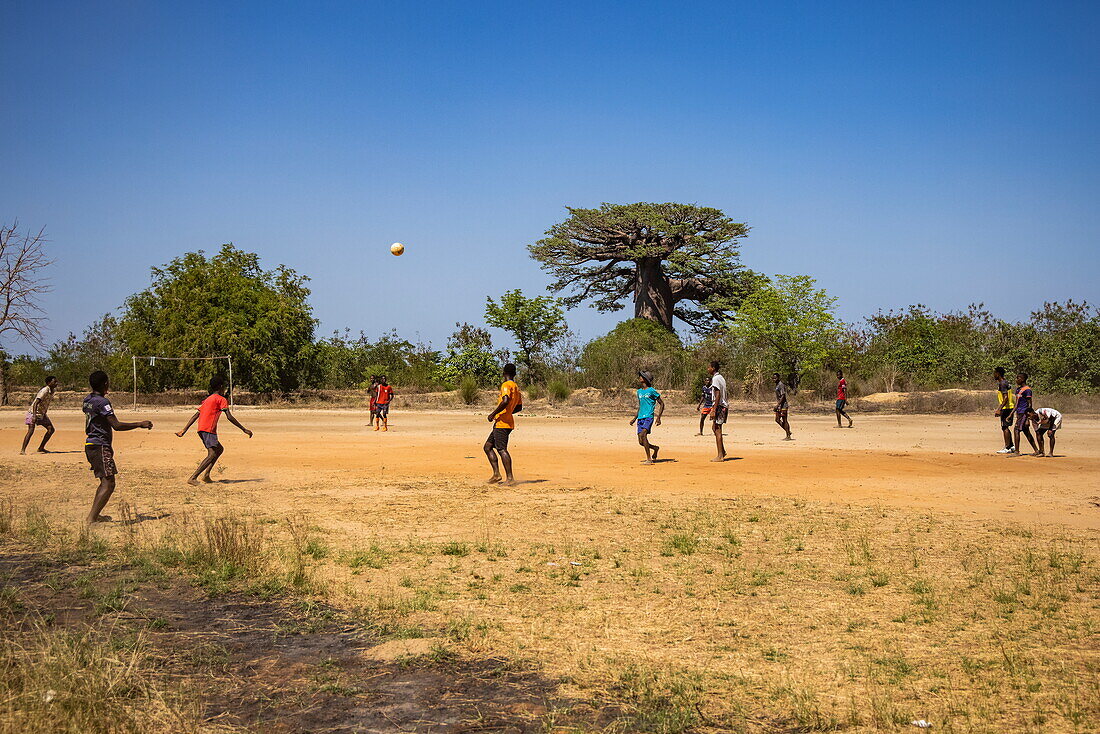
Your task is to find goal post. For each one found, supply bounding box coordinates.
[131,355,234,410]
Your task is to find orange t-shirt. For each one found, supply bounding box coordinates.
[495,380,521,429]
[375,385,393,405]
[197,393,229,433]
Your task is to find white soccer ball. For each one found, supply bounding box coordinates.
[390,242,405,256]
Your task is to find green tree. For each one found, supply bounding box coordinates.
[484,289,567,380]
[528,202,762,334]
[119,244,316,393]
[726,275,844,389]
[433,322,504,388]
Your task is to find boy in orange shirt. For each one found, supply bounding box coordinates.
[484,363,521,486]
[176,376,252,485]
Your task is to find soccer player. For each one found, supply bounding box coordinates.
[176,376,252,485]
[20,375,58,454]
[484,363,521,486]
[630,370,665,463]
[83,370,153,523]
[1012,373,1039,456]
[707,361,728,462]
[696,376,713,435]
[373,376,394,431]
[993,367,1016,454]
[1028,407,1062,457]
[835,370,853,428]
[773,373,792,440]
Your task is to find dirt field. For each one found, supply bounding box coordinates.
[2,407,1099,731]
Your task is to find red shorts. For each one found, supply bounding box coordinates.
[700,407,712,415]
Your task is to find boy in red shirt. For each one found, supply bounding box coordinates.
[835,370,853,428]
[373,376,395,432]
[176,376,252,485]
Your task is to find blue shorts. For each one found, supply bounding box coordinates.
[376,403,390,417]
[636,416,654,434]
[198,431,222,449]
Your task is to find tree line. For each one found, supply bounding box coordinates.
[3,207,1098,400]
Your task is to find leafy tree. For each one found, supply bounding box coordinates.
[528,202,762,334]
[484,289,567,380]
[119,244,316,393]
[433,322,505,388]
[47,315,131,390]
[726,275,844,389]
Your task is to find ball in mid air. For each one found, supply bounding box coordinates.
[390,242,405,256]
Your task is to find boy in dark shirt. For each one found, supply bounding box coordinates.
[83,370,153,523]
[1012,372,1039,456]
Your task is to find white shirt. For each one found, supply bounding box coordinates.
[32,386,52,416]
[710,373,728,408]
[1035,408,1062,430]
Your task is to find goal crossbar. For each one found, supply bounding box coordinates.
[131,355,234,409]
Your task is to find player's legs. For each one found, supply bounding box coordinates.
[88,476,116,523]
[638,429,659,463]
[381,405,389,431]
[484,434,502,482]
[19,423,35,454]
[697,412,705,435]
[1048,430,1056,456]
[711,412,726,461]
[36,418,55,452]
[189,447,219,484]
[780,410,792,439]
[1000,412,1015,451]
[201,444,225,482]
[1015,416,1038,454]
[1035,427,1047,456]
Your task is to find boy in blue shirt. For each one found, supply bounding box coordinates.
[630,370,665,464]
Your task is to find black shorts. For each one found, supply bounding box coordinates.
[711,405,728,425]
[198,431,222,449]
[997,409,1014,430]
[85,444,117,479]
[486,427,512,451]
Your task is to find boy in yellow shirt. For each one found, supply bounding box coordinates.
[484,363,521,486]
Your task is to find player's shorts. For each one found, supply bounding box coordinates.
[1015,412,1030,430]
[636,416,654,434]
[700,406,712,415]
[712,405,728,425]
[997,409,1014,430]
[25,413,52,428]
[775,407,788,417]
[1037,423,1059,435]
[198,431,222,450]
[85,444,117,479]
[376,403,390,417]
[836,399,847,412]
[487,427,512,451]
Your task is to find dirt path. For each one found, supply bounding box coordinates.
[5,408,1098,531]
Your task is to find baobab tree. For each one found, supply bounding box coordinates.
[528,202,762,334]
[0,222,52,404]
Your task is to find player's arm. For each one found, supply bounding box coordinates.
[29,394,42,415]
[655,396,665,426]
[711,384,723,413]
[176,411,200,437]
[487,395,509,423]
[224,409,253,438]
[108,414,153,431]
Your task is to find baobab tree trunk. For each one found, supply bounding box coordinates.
[633,258,676,330]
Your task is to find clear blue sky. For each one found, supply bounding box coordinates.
[3,1,1098,354]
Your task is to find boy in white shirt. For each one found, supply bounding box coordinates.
[1027,407,1062,457]
[20,376,57,454]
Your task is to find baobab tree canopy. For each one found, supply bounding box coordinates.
[528,202,760,334]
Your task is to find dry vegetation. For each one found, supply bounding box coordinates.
[2,474,1097,732]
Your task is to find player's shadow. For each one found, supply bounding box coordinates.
[38,450,82,454]
[651,458,678,464]
[215,478,264,484]
[710,456,743,462]
[512,479,548,485]
[121,512,171,527]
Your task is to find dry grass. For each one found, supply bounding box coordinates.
[2,482,1098,731]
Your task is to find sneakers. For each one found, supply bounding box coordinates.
[996,447,1016,454]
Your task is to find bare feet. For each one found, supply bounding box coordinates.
[711,456,726,463]
[187,478,201,486]
[89,515,112,523]
[201,476,215,484]
[501,478,517,486]
[848,420,854,428]
[642,460,654,464]
[694,432,703,436]
[18,450,25,455]
[783,436,794,441]
[37,449,50,454]
[487,475,502,484]
[652,446,660,462]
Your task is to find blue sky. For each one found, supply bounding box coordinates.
[3,1,1098,354]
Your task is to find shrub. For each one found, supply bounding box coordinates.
[580,319,690,389]
[547,378,571,402]
[458,375,480,404]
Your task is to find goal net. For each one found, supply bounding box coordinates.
[130,355,234,409]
